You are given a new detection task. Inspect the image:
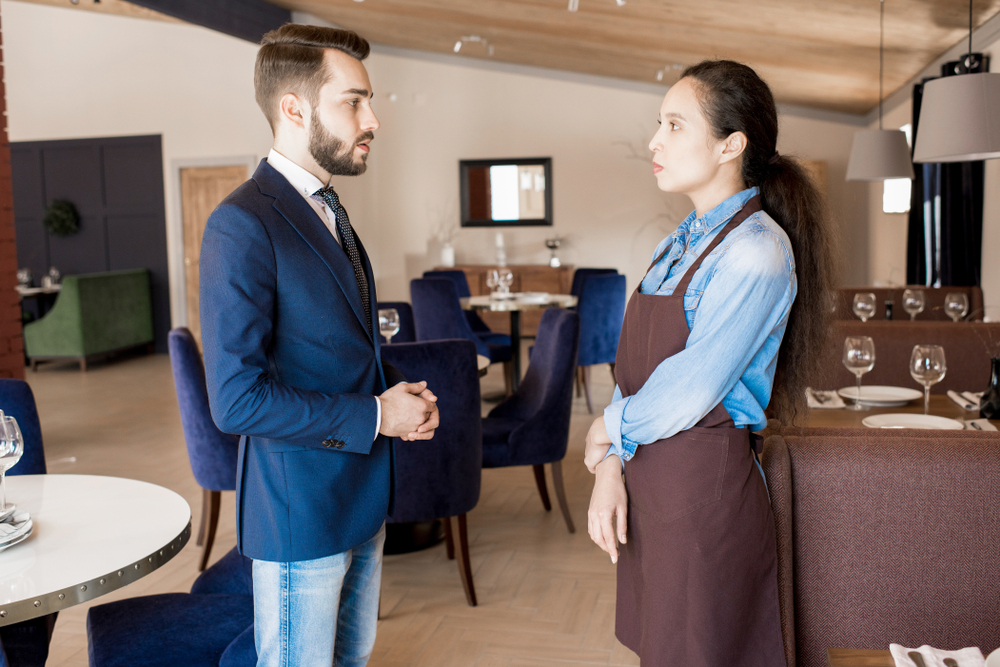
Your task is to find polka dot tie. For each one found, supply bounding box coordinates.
[315,187,372,336]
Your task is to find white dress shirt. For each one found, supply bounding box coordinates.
[266,149,382,441]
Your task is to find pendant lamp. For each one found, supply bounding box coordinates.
[846,0,915,181]
[912,0,1000,163]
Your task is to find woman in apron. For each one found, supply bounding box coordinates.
[584,60,835,666]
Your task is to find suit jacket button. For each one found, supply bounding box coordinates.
[335,440,346,449]
[322,439,335,448]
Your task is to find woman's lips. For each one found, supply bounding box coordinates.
[652,163,662,174]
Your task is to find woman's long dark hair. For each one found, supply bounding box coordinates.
[681,60,838,425]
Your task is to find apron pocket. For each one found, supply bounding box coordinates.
[625,430,730,525]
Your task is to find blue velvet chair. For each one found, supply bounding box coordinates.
[481,309,580,533]
[411,278,513,390]
[376,301,416,344]
[422,270,511,347]
[87,547,256,667]
[576,273,627,413]
[570,267,618,302]
[0,379,56,667]
[168,327,240,571]
[381,339,483,606]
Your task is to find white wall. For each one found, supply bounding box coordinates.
[2,0,867,318]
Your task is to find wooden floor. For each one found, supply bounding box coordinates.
[21,350,639,666]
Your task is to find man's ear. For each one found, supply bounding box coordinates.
[278,93,308,131]
[719,131,748,165]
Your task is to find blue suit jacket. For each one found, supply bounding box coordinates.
[200,159,404,562]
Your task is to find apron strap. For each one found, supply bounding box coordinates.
[672,195,762,296]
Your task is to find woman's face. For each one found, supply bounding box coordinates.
[648,77,732,199]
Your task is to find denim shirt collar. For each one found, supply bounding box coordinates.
[672,186,759,243]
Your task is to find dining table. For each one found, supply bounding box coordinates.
[0,474,191,626]
[461,293,577,390]
[805,393,1000,429]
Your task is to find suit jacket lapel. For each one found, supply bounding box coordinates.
[254,160,373,341]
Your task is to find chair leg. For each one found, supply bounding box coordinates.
[551,461,576,534]
[196,491,208,546]
[453,513,477,606]
[532,464,552,511]
[582,365,594,414]
[79,357,87,372]
[199,489,221,571]
[575,366,583,397]
[609,362,616,382]
[443,515,456,560]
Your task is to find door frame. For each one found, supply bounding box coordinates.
[168,155,257,328]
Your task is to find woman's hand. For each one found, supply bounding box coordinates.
[588,455,628,563]
[584,416,613,473]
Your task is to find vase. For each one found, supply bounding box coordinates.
[440,243,455,267]
[981,357,1000,420]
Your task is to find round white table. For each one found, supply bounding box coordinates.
[462,293,578,390]
[0,475,191,626]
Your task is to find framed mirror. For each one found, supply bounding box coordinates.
[459,157,552,227]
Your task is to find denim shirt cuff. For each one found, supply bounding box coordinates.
[603,397,637,464]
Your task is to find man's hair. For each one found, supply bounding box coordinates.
[254,24,370,132]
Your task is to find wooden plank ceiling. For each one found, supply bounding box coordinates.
[21,0,1000,114]
[271,0,1000,114]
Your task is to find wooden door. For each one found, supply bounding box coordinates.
[180,165,248,348]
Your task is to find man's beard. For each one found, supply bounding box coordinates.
[309,111,373,177]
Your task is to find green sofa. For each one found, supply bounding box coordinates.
[24,269,154,371]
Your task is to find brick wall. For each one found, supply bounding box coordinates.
[0,9,25,380]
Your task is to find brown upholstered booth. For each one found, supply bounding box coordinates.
[809,321,1000,393]
[761,429,1000,667]
[834,286,984,321]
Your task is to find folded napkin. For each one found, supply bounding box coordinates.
[805,388,845,409]
[965,419,998,431]
[949,390,979,411]
[890,644,985,667]
[0,511,30,538]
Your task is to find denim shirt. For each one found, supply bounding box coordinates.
[603,187,797,463]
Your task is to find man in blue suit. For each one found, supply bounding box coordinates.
[200,24,439,666]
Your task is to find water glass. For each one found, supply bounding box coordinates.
[944,292,969,322]
[902,289,926,321]
[0,411,24,513]
[378,308,401,345]
[910,345,947,414]
[842,336,876,410]
[853,293,877,322]
[498,269,514,295]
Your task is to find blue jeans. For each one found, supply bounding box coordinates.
[252,524,385,667]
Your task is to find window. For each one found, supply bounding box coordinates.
[883,124,912,214]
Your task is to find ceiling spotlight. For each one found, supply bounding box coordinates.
[454,41,462,53]
[616,0,626,5]
[453,35,494,57]
[655,63,685,83]
[568,0,579,11]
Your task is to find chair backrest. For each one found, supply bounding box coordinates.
[570,268,618,298]
[380,340,482,522]
[0,379,46,475]
[422,270,472,298]
[834,285,985,321]
[489,309,580,464]
[376,301,416,344]
[577,273,627,367]
[762,430,1000,667]
[409,278,490,357]
[809,320,1000,393]
[168,327,239,491]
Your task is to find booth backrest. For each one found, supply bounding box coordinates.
[762,430,1000,667]
[809,320,1000,393]
[23,269,153,358]
[834,286,984,321]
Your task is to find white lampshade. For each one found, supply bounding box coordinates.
[845,129,915,181]
[913,72,1000,163]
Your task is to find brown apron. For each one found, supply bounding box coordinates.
[614,196,786,667]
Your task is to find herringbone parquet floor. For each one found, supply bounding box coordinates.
[22,347,639,667]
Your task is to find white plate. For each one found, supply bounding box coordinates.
[838,385,923,406]
[0,522,32,554]
[986,648,1000,667]
[862,414,965,430]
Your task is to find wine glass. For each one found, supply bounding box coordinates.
[378,308,400,345]
[499,269,514,295]
[902,289,926,321]
[910,345,946,414]
[843,336,876,410]
[486,270,500,296]
[0,411,24,514]
[944,292,969,322]
[852,293,877,322]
